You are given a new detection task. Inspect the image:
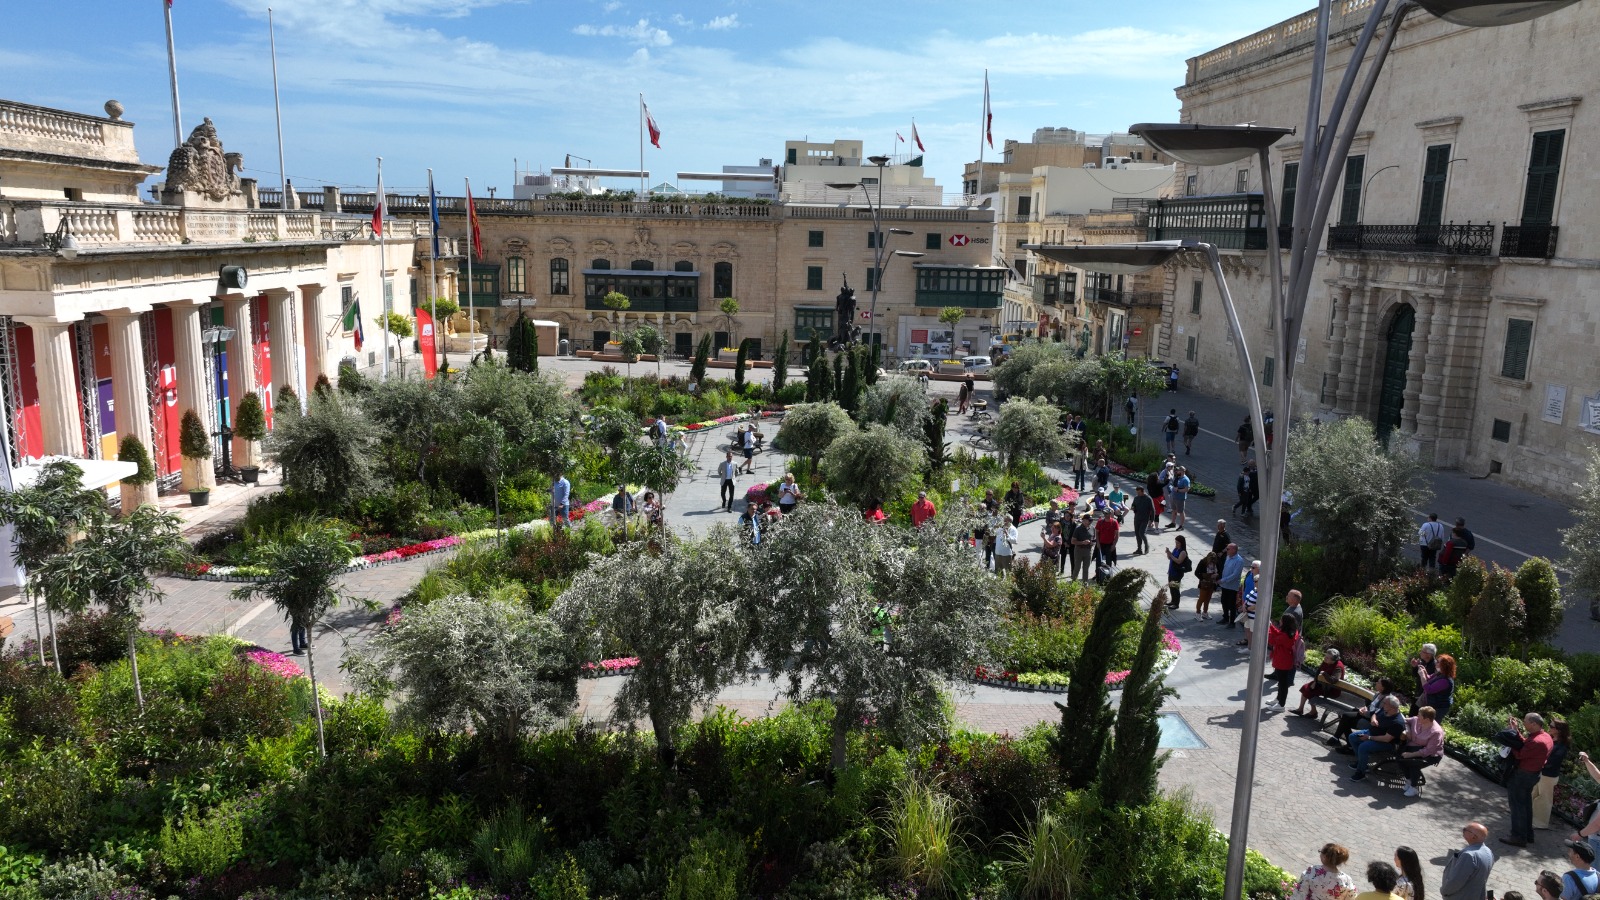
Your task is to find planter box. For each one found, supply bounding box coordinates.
[575,350,598,359]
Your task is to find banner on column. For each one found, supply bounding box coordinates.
[152,308,181,476]
[9,325,43,461]
[416,307,437,380]
[250,296,273,430]
[92,322,116,459]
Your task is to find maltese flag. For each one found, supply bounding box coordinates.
[643,100,661,148]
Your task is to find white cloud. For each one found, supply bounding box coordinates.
[670,13,694,26]
[572,18,672,46]
[602,1,623,11]
[704,14,738,30]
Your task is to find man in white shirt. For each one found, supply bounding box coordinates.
[717,451,738,512]
[740,426,756,474]
[1418,513,1448,571]
[993,515,1018,574]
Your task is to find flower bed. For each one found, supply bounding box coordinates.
[581,656,641,677]
[245,647,308,681]
[1109,462,1218,498]
[1016,483,1079,524]
[670,409,782,434]
[974,627,1181,693]
[181,534,468,582]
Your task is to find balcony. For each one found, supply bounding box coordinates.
[0,199,426,250]
[1327,223,1495,257]
[583,270,700,313]
[1084,286,1164,309]
[1499,224,1559,259]
[914,265,1007,310]
[1146,193,1268,250]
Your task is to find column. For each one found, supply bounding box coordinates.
[19,319,84,457]
[1334,288,1370,413]
[1417,297,1451,441]
[1400,294,1432,434]
[168,301,215,492]
[301,284,327,393]
[265,287,297,402]
[104,310,156,509]
[1324,287,1353,414]
[222,295,256,461]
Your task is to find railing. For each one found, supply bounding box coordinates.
[0,200,431,249]
[1147,193,1268,250]
[131,208,183,243]
[1327,223,1496,257]
[1190,0,1376,82]
[0,100,106,145]
[1085,287,1165,308]
[1499,224,1559,259]
[914,290,1003,310]
[583,296,699,313]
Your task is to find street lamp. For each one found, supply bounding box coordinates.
[200,325,238,480]
[829,158,912,346]
[1128,1,1578,896]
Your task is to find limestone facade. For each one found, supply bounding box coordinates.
[0,98,423,492]
[1157,2,1598,497]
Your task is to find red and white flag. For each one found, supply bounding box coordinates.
[983,71,994,149]
[897,132,905,143]
[464,179,483,259]
[913,122,925,152]
[371,163,384,237]
[643,99,661,148]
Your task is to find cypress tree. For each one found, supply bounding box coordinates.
[866,343,882,385]
[690,333,712,384]
[1051,568,1142,789]
[117,434,156,485]
[506,313,539,373]
[1097,580,1173,808]
[839,349,860,413]
[773,330,790,392]
[832,351,845,398]
[808,349,833,403]
[734,339,749,392]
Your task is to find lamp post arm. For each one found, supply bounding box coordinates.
[1257,148,1286,333]
[1308,0,1394,184]
[1206,239,1281,900]
[1284,0,1335,281]
[1286,0,1414,357]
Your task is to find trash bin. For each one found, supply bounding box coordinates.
[559,338,570,356]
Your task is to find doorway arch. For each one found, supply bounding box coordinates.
[1375,304,1415,442]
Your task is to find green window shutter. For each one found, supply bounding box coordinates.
[808,230,824,247]
[1519,130,1564,226]
[1339,154,1365,225]
[1500,318,1533,380]
[925,232,941,250]
[1280,162,1299,226]
[1418,145,1451,227]
[806,266,823,290]
[865,268,879,291]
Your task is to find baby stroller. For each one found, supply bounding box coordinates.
[1093,547,1115,585]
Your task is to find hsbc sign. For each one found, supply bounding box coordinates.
[947,234,989,246]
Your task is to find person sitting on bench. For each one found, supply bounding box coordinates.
[1393,705,1444,797]
[1327,676,1399,748]
[1294,647,1346,716]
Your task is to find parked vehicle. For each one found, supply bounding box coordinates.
[898,359,935,374]
[962,356,993,375]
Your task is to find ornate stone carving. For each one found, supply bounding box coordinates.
[548,238,573,254]
[709,241,739,260]
[628,227,659,259]
[164,118,243,202]
[588,239,615,256]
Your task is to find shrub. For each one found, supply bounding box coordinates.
[1465,564,1525,655]
[1002,806,1087,900]
[117,435,156,486]
[881,781,965,897]
[198,658,298,742]
[52,608,136,673]
[159,799,248,878]
[1474,657,1572,714]
[235,392,267,443]
[1516,557,1564,647]
[30,854,130,899]
[1568,703,1600,760]
[180,407,212,459]
[0,659,78,754]
[997,616,1084,675]
[1373,624,1464,690]
[1450,698,1519,741]
[820,424,927,509]
[473,804,549,891]
[1566,653,1600,709]
[1315,598,1405,655]
[666,830,746,900]
[1448,556,1487,625]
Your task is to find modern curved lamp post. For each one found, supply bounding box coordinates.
[829,156,917,347]
[1042,0,1579,895]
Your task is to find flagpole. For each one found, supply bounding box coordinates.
[465,177,476,358]
[163,0,183,147]
[377,157,389,383]
[268,8,287,200]
[427,168,438,377]
[638,93,646,199]
[977,70,988,205]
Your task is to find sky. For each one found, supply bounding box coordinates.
[2,1,1311,199]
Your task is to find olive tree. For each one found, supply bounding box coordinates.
[820,424,927,509]
[354,594,579,772]
[992,342,1073,399]
[232,527,360,756]
[1285,417,1428,582]
[1563,448,1600,619]
[750,502,1002,770]
[994,396,1071,471]
[35,505,189,710]
[456,362,577,478]
[552,527,753,762]
[266,391,380,511]
[859,375,931,442]
[362,376,462,483]
[0,460,107,672]
[1094,352,1166,425]
[772,402,854,474]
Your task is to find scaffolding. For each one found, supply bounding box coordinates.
[0,317,27,467]
[74,320,102,460]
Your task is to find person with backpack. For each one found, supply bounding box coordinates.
[1418,513,1448,571]
[1125,394,1138,426]
[1264,614,1301,712]
[1237,416,1255,464]
[1438,530,1466,579]
[1559,839,1599,899]
[1165,535,1191,610]
[1163,408,1181,453]
[1183,410,1200,455]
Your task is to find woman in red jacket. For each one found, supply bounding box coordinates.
[1265,613,1301,712]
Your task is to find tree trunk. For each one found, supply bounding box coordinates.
[46,604,60,676]
[127,628,145,712]
[30,589,44,667]
[830,701,852,772]
[306,628,327,757]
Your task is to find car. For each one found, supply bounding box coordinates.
[961,356,993,375]
[898,359,935,374]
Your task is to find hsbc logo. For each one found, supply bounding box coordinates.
[948,235,970,246]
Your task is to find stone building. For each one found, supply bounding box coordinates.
[370,190,1000,364]
[1153,2,1597,496]
[0,98,426,499]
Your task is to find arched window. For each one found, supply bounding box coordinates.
[505,256,526,293]
[550,257,569,295]
[591,258,610,271]
[713,261,733,298]
[630,259,654,271]
[674,260,694,272]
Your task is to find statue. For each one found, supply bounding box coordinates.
[833,278,858,346]
[164,118,243,202]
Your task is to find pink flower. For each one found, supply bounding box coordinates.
[245,648,307,680]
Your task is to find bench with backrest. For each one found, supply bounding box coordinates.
[1309,676,1374,730]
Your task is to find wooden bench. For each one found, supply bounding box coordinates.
[1309,676,1374,731]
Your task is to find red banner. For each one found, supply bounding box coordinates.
[251,296,273,430]
[10,324,42,461]
[416,307,438,379]
[152,307,181,475]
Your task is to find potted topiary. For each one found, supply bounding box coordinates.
[234,391,266,484]
[189,485,211,507]
[179,408,212,503]
[116,434,157,514]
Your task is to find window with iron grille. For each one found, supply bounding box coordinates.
[1500,318,1533,380]
[1236,170,1249,193]
[1185,335,1197,362]
[1339,155,1365,225]
[1190,279,1202,315]
[1185,174,1197,197]
[1492,419,1512,442]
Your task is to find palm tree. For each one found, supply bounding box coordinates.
[0,460,108,674]
[36,505,189,709]
[232,526,360,756]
